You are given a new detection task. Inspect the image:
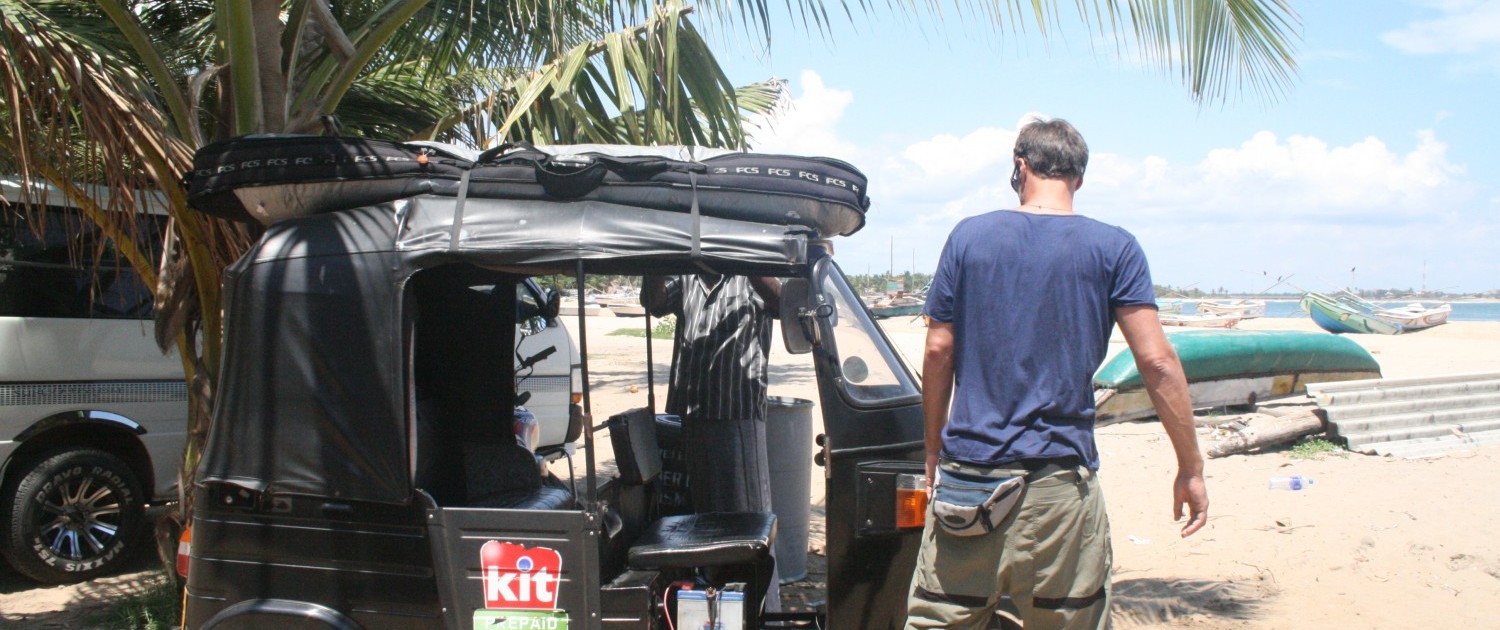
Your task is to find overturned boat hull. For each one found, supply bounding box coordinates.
[1093,329,1381,424]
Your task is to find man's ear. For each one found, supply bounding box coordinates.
[1072,174,1085,193]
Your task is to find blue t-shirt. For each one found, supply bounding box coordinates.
[924,210,1157,470]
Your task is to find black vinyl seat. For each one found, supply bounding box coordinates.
[627,512,776,569]
[470,484,575,511]
[628,512,777,629]
[609,409,778,626]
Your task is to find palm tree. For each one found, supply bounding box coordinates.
[0,0,1299,550]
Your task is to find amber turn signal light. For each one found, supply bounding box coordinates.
[895,473,929,529]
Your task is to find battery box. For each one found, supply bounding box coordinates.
[676,587,744,630]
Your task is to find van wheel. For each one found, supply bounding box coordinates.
[1,448,145,583]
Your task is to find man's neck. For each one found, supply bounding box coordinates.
[1016,177,1077,215]
[1015,198,1074,215]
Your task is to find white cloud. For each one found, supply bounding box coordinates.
[744,71,861,162]
[732,72,1491,292]
[1381,1,1500,73]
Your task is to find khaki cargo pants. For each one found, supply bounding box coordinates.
[904,464,1112,630]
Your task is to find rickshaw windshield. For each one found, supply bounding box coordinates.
[818,260,921,406]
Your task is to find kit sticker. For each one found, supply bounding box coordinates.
[475,541,569,629]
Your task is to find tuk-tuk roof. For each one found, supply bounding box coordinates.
[199,196,814,504]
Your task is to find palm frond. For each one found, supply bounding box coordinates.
[473,4,779,149]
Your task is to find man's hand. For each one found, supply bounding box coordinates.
[1116,304,1209,538]
[1174,471,1209,537]
[750,276,782,317]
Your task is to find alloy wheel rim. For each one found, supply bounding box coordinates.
[36,475,122,560]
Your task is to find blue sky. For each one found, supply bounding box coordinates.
[707,1,1499,295]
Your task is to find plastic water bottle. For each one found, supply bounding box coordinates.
[1268,475,1314,491]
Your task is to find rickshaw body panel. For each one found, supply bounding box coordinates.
[184,196,928,629]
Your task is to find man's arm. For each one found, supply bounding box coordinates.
[749,276,782,317]
[921,321,957,489]
[1115,305,1209,537]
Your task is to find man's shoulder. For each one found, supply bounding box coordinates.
[1071,213,1137,237]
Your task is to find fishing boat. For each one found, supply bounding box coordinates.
[1326,290,1452,332]
[1094,329,1382,424]
[1300,291,1449,335]
[1301,291,1400,334]
[1157,298,1186,314]
[1159,312,1241,328]
[595,291,647,317]
[559,292,608,317]
[867,295,925,319]
[1196,299,1266,319]
[1372,301,1451,330]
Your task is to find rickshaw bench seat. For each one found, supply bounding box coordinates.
[627,512,776,569]
[469,485,575,511]
[628,512,777,628]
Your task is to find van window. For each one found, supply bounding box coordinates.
[0,207,163,319]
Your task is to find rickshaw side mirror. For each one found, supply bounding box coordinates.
[780,278,816,354]
[543,288,562,323]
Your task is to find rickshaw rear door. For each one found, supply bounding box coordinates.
[806,259,928,629]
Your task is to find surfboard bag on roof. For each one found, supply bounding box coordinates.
[185,136,871,237]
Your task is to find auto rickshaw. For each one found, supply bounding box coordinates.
[179,141,932,629]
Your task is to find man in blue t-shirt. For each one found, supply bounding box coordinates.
[905,118,1208,630]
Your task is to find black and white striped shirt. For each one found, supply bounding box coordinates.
[650,275,775,422]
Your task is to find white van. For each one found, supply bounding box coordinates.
[0,180,186,583]
[0,181,579,583]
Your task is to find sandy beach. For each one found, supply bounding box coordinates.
[3,314,1498,628]
[573,313,1500,629]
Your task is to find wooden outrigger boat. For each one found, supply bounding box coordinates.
[867,295,925,319]
[1159,312,1241,328]
[1372,301,1451,330]
[1196,299,1266,319]
[1345,290,1452,331]
[1302,290,1451,335]
[1093,329,1381,424]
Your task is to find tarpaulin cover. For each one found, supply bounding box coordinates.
[186,137,869,237]
[197,198,810,505]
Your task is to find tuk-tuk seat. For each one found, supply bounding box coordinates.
[457,440,576,510]
[468,483,575,510]
[628,511,777,628]
[627,512,776,569]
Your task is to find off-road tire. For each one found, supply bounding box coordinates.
[1,448,145,583]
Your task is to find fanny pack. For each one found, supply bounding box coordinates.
[931,467,1027,537]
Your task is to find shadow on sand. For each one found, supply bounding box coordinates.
[1111,577,1268,626]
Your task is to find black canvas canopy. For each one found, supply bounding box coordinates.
[197,196,814,505]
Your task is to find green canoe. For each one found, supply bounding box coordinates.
[1093,329,1381,424]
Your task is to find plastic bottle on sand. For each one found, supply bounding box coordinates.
[1268,475,1314,491]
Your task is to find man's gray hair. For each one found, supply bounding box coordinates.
[1014,118,1088,180]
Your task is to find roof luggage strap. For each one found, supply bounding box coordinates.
[689,171,716,275]
[447,168,473,250]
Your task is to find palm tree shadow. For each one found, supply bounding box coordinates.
[1111,577,1267,626]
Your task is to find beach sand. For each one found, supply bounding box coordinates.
[572,314,1500,628]
[3,315,1497,627]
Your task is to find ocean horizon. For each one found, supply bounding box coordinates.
[1173,299,1500,322]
